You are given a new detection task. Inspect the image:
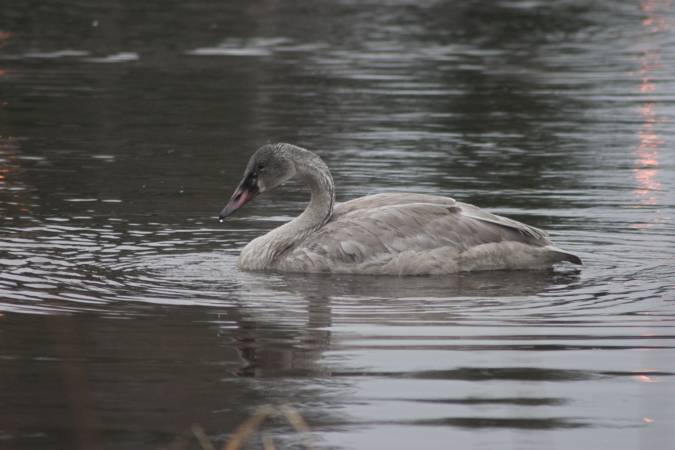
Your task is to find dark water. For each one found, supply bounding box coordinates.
[1,1,674,449]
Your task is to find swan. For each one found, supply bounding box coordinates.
[219,143,581,275]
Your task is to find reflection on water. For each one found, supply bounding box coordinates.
[0,31,10,82]
[1,1,675,449]
[635,102,662,206]
[633,0,669,208]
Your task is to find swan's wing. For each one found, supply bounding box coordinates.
[335,193,547,241]
[281,201,551,269]
[456,201,549,241]
[334,193,456,217]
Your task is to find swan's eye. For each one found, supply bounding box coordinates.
[257,164,265,171]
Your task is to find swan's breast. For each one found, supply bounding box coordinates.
[238,235,273,271]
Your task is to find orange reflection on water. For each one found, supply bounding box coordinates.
[0,31,11,47]
[639,79,655,93]
[0,164,9,181]
[633,103,663,204]
[0,137,23,204]
[0,31,9,108]
[641,0,671,31]
[0,31,9,83]
[633,1,670,207]
[635,374,657,383]
[638,49,661,93]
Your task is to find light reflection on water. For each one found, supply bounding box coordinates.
[633,0,668,209]
[1,1,675,449]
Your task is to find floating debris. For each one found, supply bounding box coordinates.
[168,404,315,450]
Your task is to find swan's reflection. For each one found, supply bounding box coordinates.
[227,266,578,378]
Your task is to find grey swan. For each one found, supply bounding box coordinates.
[219,143,581,275]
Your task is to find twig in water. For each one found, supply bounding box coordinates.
[262,435,276,450]
[279,406,314,450]
[223,406,276,450]
[191,424,216,450]
[167,405,314,450]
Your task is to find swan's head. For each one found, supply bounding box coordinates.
[219,143,297,221]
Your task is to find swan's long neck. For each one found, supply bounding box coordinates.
[239,147,335,270]
[293,150,335,230]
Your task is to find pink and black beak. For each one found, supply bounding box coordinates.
[219,172,259,222]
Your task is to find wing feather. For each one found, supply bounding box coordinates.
[456,201,549,241]
[278,195,552,272]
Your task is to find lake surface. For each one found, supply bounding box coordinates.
[1,0,674,449]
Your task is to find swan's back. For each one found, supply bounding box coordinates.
[275,193,578,274]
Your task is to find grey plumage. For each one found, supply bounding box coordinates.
[220,143,581,275]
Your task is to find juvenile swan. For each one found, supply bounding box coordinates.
[219,143,581,275]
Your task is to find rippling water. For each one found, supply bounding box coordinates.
[1,1,674,449]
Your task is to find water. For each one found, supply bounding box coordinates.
[1,0,674,449]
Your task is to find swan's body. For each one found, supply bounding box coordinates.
[220,143,581,275]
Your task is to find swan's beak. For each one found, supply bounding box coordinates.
[219,177,259,222]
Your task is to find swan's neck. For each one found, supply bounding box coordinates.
[239,149,335,270]
[294,152,335,230]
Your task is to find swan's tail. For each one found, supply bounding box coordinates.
[547,246,583,265]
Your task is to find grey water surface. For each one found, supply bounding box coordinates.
[1,1,674,449]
